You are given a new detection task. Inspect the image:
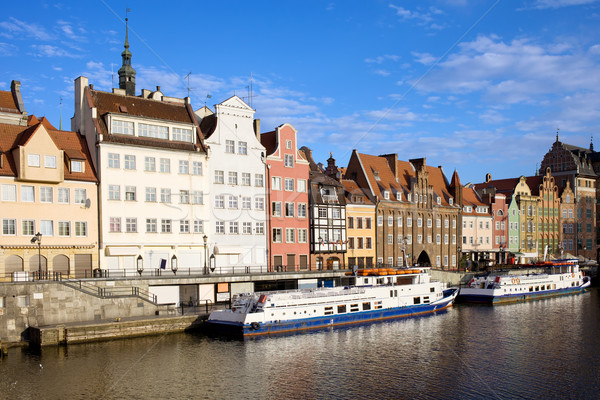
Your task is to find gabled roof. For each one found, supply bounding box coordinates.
[473,177,520,197]
[342,179,374,205]
[0,91,19,113]
[462,186,488,216]
[261,130,277,155]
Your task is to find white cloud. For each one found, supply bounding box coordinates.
[529,0,599,9]
[0,42,17,56]
[0,17,54,41]
[365,54,400,64]
[31,44,80,58]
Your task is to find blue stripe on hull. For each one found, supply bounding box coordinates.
[458,286,589,305]
[207,297,454,337]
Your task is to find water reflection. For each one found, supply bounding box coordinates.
[1,289,599,399]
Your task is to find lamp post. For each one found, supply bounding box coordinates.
[203,234,208,275]
[136,255,144,277]
[171,255,178,275]
[30,232,42,279]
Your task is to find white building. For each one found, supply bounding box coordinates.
[196,96,268,270]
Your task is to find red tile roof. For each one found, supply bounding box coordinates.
[342,179,374,205]
[0,91,19,113]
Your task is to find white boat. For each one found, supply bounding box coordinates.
[457,259,591,304]
[206,268,458,337]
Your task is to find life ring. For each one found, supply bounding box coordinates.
[511,278,516,284]
[251,322,260,330]
[516,278,520,284]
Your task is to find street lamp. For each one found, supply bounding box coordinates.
[136,255,144,276]
[171,255,178,275]
[203,234,208,274]
[210,253,216,272]
[30,232,42,279]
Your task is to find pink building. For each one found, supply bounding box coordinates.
[262,124,310,271]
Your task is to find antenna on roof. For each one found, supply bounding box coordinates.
[244,72,256,108]
[183,72,192,97]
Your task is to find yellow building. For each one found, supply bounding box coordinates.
[342,179,376,268]
[0,81,98,280]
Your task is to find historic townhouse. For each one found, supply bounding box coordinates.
[72,32,209,273]
[342,179,376,269]
[507,197,520,257]
[344,151,461,270]
[1,81,98,278]
[461,187,493,269]
[198,96,267,270]
[261,123,310,271]
[475,186,509,263]
[560,181,576,255]
[300,149,347,270]
[532,168,561,258]
[540,134,597,260]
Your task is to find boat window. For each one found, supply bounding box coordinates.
[430,287,435,292]
[423,296,430,304]
[362,302,371,311]
[529,286,533,292]
[337,305,347,313]
[377,278,384,285]
[413,297,421,305]
[350,304,359,312]
[535,286,539,291]
[374,301,383,310]
[390,290,394,297]
[324,306,334,315]
[394,290,398,297]
[541,285,545,290]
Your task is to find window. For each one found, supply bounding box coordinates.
[21,186,34,202]
[320,208,328,218]
[242,197,251,209]
[180,190,190,204]
[112,120,134,135]
[225,140,235,153]
[193,191,204,205]
[228,195,238,209]
[124,155,136,170]
[298,229,308,243]
[242,222,252,234]
[241,173,251,186]
[332,208,341,219]
[436,234,441,244]
[377,216,383,226]
[285,228,295,243]
[255,197,265,210]
[357,217,363,229]
[125,186,136,201]
[366,237,372,249]
[215,170,224,184]
[297,179,307,192]
[256,222,265,234]
[108,153,120,168]
[192,161,203,175]
[28,154,40,167]
[71,160,83,173]
[1,184,16,201]
[272,228,282,243]
[417,218,422,228]
[388,216,393,226]
[58,221,71,237]
[172,127,192,142]
[348,217,354,229]
[2,219,16,235]
[255,174,264,187]
[109,217,121,232]
[145,157,156,172]
[215,221,225,234]
[286,140,292,149]
[417,234,422,244]
[285,202,295,217]
[22,220,35,236]
[215,195,224,208]
[284,154,294,167]
[40,187,53,203]
[179,160,189,174]
[427,218,432,228]
[228,172,238,185]
[445,234,449,245]
[366,218,372,229]
[272,202,282,217]
[161,188,171,203]
[44,155,56,168]
[194,220,204,233]
[161,219,172,233]
[238,141,247,155]
[74,189,86,204]
[108,185,120,200]
[180,220,190,233]
[285,178,294,191]
[388,234,393,244]
[160,158,170,173]
[407,216,412,227]
[40,220,53,236]
[58,188,70,204]
[75,221,87,237]
[272,177,281,190]
[146,218,157,233]
[139,123,168,139]
[146,187,157,202]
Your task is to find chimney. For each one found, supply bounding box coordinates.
[253,119,261,141]
[380,154,398,178]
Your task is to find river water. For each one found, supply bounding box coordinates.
[1,288,599,400]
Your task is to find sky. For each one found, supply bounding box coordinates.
[2,0,600,184]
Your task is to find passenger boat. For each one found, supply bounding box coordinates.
[457,259,591,304]
[206,268,458,337]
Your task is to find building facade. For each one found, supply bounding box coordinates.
[342,179,376,268]
[461,187,493,268]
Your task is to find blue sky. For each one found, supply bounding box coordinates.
[2,0,600,184]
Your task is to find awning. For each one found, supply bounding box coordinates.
[214,245,242,255]
[106,246,139,256]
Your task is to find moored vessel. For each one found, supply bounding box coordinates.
[207,268,458,337]
[457,259,591,304]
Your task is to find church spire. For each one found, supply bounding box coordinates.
[118,13,136,96]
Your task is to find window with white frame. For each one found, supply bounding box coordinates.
[58,221,71,236]
[417,218,422,227]
[215,221,225,234]
[444,255,448,267]
[298,203,307,217]
[406,234,412,244]
[125,186,136,201]
[1,184,16,201]
[256,222,265,234]
[427,219,433,228]
[452,255,456,266]
[44,155,56,168]
[192,161,203,175]
[332,208,341,219]
[387,234,393,244]
[108,153,120,168]
[40,220,53,236]
[215,195,224,208]
[215,170,224,184]
[40,187,53,203]
[272,177,281,190]
[427,235,432,243]
[272,228,282,243]
[436,256,441,267]
[242,197,251,209]
[126,218,137,233]
[284,154,294,167]
[452,234,456,244]
[255,196,264,210]
[22,219,35,236]
[161,219,172,233]
[109,217,121,232]
[180,220,190,233]
[241,172,251,186]
[255,174,264,187]
[108,185,120,200]
[139,123,168,139]
[284,178,294,191]
[286,228,295,243]
[388,216,393,226]
[319,208,327,218]
[146,187,157,202]
[228,195,238,209]
[28,154,40,167]
[286,140,292,149]
[21,186,34,202]
[146,218,157,233]
[238,141,247,155]
[71,160,83,173]
[417,234,422,244]
[242,222,252,234]
[58,188,70,204]
[124,155,136,170]
[180,190,190,204]
[272,202,282,217]
[436,234,441,244]
[194,220,204,233]
[445,234,449,244]
[437,218,441,228]
[298,229,308,243]
[74,189,86,204]
[172,127,192,142]
[112,120,134,135]
[377,215,383,226]
[2,219,16,235]
[407,216,412,227]
[160,188,171,203]
[297,179,307,192]
[75,221,87,237]
[193,191,203,204]
[285,202,295,217]
[179,160,189,174]
[228,171,238,185]
[160,158,170,173]
[225,140,235,153]
[144,156,156,172]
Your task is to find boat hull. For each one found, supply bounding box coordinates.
[206,289,457,337]
[458,282,590,304]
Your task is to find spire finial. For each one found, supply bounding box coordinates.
[556,127,560,142]
[591,135,594,151]
[118,8,136,96]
